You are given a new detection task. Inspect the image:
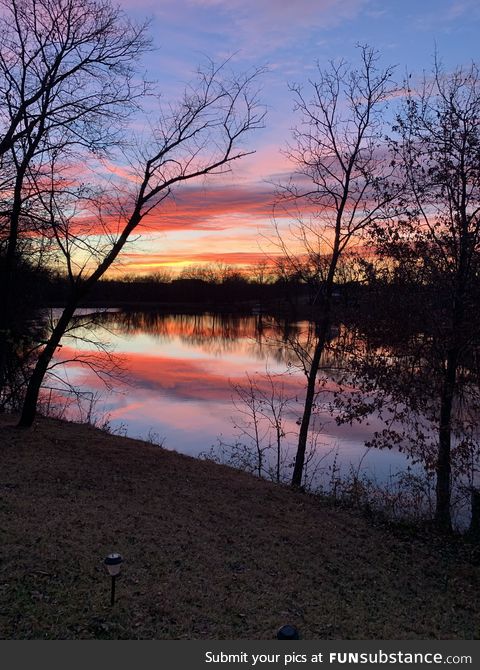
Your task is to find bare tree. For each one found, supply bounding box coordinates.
[0,0,150,390]
[0,0,147,156]
[17,60,265,426]
[276,45,396,487]
[349,60,480,531]
[208,370,296,483]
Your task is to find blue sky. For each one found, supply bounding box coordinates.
[113,0,480,274]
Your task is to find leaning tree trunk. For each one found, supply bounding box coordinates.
[291,326,327,488]
[17,211,142,428]
[291,253,339,489]
[291,294,333,488]
[18,302,77,428]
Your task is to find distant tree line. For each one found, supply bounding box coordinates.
[42,262,356,309]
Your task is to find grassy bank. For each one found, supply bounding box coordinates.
[0,415,478,639]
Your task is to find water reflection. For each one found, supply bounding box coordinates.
[48,309,414,482]
[102,310,351,371]
[102,310,311,364]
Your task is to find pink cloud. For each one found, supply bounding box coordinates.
[67,181,277,238]
[119,0,370,57]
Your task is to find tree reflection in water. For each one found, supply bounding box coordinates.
[45,309,421,507]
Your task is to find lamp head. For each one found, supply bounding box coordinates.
[104,552,122,576]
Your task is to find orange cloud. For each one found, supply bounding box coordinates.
[116,250,276,272]
[69,181,277,238]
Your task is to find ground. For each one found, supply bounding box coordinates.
[0,414,478,639]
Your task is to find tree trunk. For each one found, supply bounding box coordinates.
[0,265,14,394]
[291,251,339,489]
[16,211,142,427]
[435,348,458,532]
[436,414,452,532]
[18,302,77,427]
[291,309,331,488]
[0,173,24,392]
[291,334,323,487]
[469,488,480,539]
[0,141,42,394]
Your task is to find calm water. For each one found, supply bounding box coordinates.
[47,309,416,484]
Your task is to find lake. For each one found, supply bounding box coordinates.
[45,308,418,489]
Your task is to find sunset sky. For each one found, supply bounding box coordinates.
[112,0,479,275]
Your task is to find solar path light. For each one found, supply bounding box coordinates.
[104,553,122,606]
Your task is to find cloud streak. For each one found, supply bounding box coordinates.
[117,250,275,271]
[120,0,370,58]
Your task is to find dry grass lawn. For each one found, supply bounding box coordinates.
[0,414,479,639]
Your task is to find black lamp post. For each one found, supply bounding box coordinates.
[104,553,122,606]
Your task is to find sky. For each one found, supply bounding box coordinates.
[110,0,480,276]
